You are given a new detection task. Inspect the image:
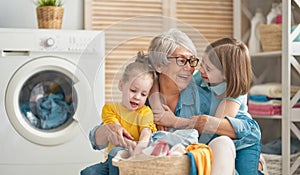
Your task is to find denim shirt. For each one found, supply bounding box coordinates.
[193,70,261,151]
[174,79,210,118]
[88,78,211,150]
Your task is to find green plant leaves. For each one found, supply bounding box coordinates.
[36,0,63,7]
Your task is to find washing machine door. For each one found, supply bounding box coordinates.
[5,56,92,146]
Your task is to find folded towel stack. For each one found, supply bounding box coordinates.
[249,83,300,116]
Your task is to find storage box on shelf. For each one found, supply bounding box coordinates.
[259,24,300,52]
[259,24,282,52]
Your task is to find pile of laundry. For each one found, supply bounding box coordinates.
[113,129,212,175]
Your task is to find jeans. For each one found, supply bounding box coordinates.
[235,142,261,175]
[80,147,124,175]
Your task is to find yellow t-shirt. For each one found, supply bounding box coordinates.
[102,103,157,152]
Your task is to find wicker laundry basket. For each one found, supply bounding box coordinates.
[259,24,282,52]
[112,150,190,175]
[262,152,300,175]
[36,6,64,29]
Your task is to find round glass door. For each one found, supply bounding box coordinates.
[5,56,92,146]
[19,70,77,130]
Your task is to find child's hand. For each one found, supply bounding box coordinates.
[131,128,151,157]
[131,144,145,157]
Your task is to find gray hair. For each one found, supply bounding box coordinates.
[147,28,197,67]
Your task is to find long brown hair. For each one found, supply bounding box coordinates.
[205,38,252,98]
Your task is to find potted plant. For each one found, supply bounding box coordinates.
[35,0,64,29]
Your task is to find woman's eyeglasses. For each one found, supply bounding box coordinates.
[167,56,199,68]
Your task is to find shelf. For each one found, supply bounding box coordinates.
[237,0,300,174]
[252,108,300,121]
[252,115,282,119]
[250,51,282,59]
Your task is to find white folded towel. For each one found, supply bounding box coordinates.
[250,83,300,98]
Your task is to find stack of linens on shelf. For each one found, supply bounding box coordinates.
[248,83,300,116]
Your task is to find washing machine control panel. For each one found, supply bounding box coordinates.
[38,31,103,53]
[0,29,104,55]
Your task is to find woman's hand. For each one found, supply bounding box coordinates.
[154,104,177,128]
[104,123,134,148]
[190,115,209,133]
[156,125,169,131]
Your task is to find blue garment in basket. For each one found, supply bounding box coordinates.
[186,152,198,175]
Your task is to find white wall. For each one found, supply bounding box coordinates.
[0,0,83,29]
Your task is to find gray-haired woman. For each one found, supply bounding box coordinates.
[83,28,236,175]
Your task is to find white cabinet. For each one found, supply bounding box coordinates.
[234,0,300,174]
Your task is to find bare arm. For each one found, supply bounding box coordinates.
[215,99,240,118]
[154,104,198,129]
[154,104,237,139]
[148,78,168,131]
[192,115,237,139]
[212,99,241,138]
[132,128,152,156]
[148,77,164,115]
[94,124,109,147]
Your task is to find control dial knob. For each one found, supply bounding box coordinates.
[45,37,55,47]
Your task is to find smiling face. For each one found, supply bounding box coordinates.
[200,38,252,98]
[199,54,224,85]
[119,73,153,110]
[157,46,195,91]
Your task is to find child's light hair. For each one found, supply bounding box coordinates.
[205,38,252,98]
[121,51,155,82]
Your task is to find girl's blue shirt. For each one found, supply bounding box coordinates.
[193,70,261,150]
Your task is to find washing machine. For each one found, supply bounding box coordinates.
[0,28,105,175]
